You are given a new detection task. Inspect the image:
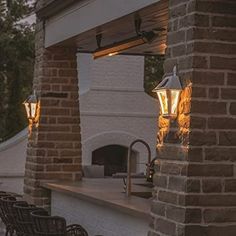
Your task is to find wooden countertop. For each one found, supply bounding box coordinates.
[42,178,153,219]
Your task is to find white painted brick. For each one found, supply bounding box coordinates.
[51,191,149,236]
[77,54,159,172]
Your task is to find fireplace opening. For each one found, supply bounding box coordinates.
[92,145,137,176]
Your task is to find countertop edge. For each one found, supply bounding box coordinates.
[42,182,151,220]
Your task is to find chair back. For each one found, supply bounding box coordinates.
[66,224,89,236]
[14,202,44,235]
[1,196,26,233]
[0,196,17,223]
[31,210,66,236]
[0,193,12,226]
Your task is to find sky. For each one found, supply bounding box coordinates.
[18,0,36,25]
[23,13,36,24]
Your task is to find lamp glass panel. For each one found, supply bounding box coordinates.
[170,90,181,115]
[31,103,37,118]
[24,102,31,118]
[157,90,168,115]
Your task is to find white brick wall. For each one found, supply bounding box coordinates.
[51,191,149,236]
[0,177,24,194]
[0,129,27,194]
[78,54,158,172]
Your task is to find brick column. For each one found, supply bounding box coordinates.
[150,0,236,235]
[24,20,82,208]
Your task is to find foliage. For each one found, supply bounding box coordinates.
[144,55,164,98]
[0,0,35,142]
[0,0,163,142]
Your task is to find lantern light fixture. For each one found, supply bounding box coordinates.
[152,66,183,118]
[23,90,39,122]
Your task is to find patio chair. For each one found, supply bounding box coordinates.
[1,196,26,236]
[14,202,48,236]
[31,210,88,236]
[0,191,8,195]
[0,192,13,236]
[66,224,88,236]
[0,191,22,198]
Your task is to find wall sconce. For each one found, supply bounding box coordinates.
[23,90,39,123]
[153,66,183,118]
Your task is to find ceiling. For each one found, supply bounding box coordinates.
[56,0,169,56]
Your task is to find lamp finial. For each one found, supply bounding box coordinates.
[173,66,177,76]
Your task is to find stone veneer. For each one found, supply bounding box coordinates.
[150,0,236,236]
[24,20,82,208]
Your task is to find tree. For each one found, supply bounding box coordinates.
[0,0,35,142]
[144,55,164,98]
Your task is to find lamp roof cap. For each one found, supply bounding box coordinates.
[24,90,38,103]
[152,66,182,92]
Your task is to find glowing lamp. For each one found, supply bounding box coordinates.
[23,90,38,121]
[153,66,182,118]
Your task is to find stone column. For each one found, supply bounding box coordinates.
[24,20,82,208]
[150,0,236,235]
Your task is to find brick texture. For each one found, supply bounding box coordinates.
[150,0,236,235]
[24,20,82,208]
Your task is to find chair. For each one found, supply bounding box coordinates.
[31,209,66,236]
[31,210,89,236]
[66,224,88,236]
[0,192,13,236]
[14,202,47,236]
[1,196,26,236]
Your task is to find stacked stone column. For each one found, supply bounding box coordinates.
[150,0,236,235]
[24,20,82,208]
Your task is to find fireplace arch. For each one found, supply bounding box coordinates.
[92,144,137,176]
[82,131,152,173]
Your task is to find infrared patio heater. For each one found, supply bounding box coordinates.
[93,16,164,59]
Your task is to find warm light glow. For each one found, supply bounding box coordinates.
[93,37,145,59]
[31,103,37,118]
[156,89,181,117]
[157,90,168,115]
[108,52,119,57]
[24,102,31,119]
[159,43,167,54]
[170,90,181,115]
[153,66,183,118]
[23,101,37,119]
[93,31,158,59]
[177,85,192,146]
[23,91,38,121]
[157,115,170,146]
[23,92,40,137]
